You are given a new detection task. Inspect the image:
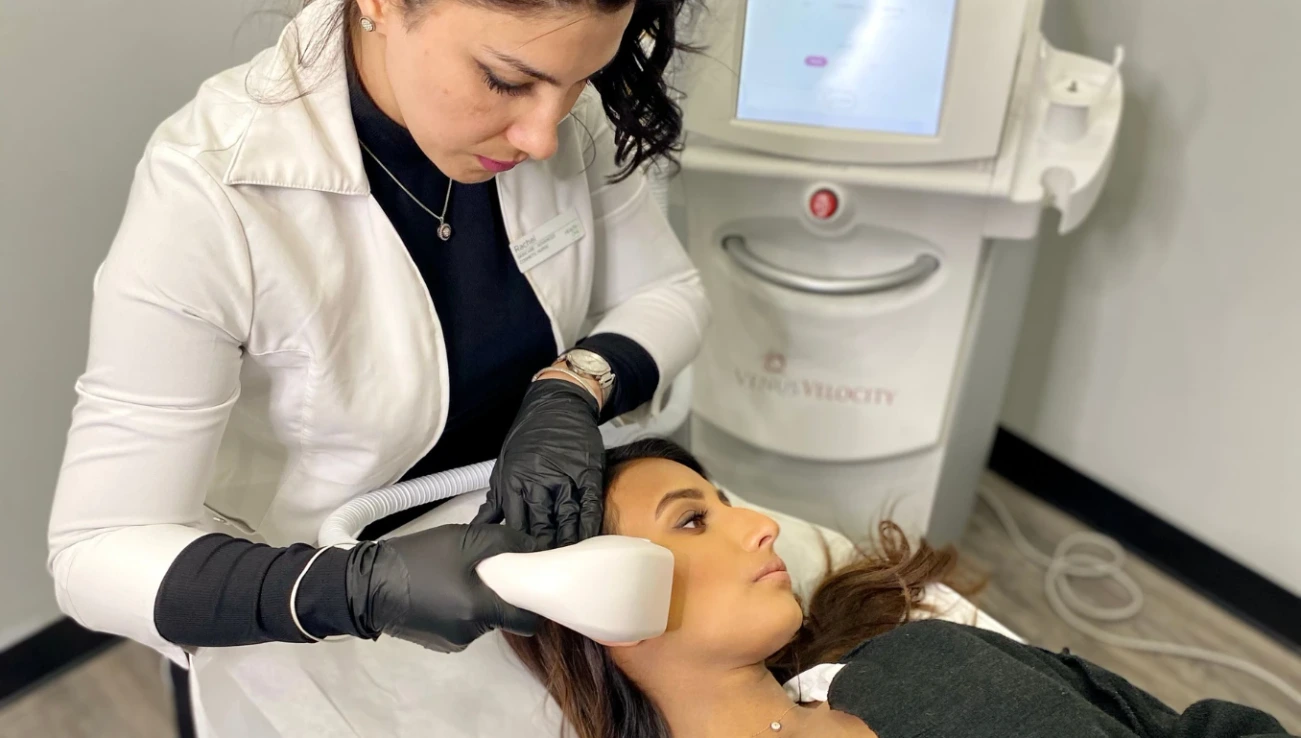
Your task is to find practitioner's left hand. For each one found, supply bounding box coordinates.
[472,379,605,548]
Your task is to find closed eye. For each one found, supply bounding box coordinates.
[480,66,531,97]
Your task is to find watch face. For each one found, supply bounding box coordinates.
[569,350,611,375]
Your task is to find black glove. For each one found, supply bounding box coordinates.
[344,523,541,652]
[472,379,606,548]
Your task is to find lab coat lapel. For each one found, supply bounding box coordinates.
[495,139,595,352]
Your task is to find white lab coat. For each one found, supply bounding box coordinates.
[46,0,708,667]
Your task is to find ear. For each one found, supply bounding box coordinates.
[355,0,400,33]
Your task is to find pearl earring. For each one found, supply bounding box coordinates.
[359,16,376,32]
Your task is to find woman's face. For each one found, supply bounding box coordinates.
[604,458,806,667]
[356,0,632,183]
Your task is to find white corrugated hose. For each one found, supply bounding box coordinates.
[317,367,693,547]
[977,487,1301,709]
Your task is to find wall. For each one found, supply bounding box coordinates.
[0,1,285,650]
[1002,0,1301,595]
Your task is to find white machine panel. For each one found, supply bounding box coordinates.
[737,0,958,136]
[673,0,1123,543]
[681,0,1032,164]
[686,178,987,462]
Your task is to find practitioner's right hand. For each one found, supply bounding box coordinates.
[344,523,541,652]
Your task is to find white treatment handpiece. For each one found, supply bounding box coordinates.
[475,536,675,643]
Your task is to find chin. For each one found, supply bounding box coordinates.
[422,152,490,185]
[781,598,805,634]
[459,168,498,184]
[447,168,494,185]
[757,594,807,655]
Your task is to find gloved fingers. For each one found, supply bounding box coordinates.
[471,495,503,526]
[496,602,541,637]
[466,524,543,637]
[394,625,466,654]
[463,521,540,558]
[555,483,581,547]
[474,465,509,526]
[501,482,530,538]
[578,472,604,540]
[525,486,557,548]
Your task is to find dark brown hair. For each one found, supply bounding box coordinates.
[505,438,978,738]
[297,0,699,181]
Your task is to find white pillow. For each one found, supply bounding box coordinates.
[191,489,1016,738]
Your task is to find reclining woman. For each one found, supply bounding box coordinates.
[506,439,1293,738]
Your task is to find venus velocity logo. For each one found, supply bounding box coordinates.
[732,352,896,406]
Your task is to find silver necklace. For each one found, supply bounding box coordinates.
[359,140,454,241]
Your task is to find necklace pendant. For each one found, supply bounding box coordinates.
[437,222,453,241]
[770,722,783,732]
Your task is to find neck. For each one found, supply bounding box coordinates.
[634,660,822,738]
[350,28,406,127]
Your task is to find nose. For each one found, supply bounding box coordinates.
[505,98,566,162]
[740,509,780,552]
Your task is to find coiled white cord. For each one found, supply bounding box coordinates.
[977,487,1301,709]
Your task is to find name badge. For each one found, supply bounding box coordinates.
[510,208,586,273]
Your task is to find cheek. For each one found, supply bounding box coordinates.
[673,561,804,660]
[385,34,437,99]
[385,38,502,148]
[673,558,733,630]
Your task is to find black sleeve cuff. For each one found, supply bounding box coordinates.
[574,333,661,423]
[155,534,361,648]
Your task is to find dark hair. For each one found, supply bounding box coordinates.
[296,0,698,181]
[505,438,978,738]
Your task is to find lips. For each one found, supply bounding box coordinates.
[753,558,789,582]
[477,155,519,173]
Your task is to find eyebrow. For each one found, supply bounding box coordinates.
[654,487,731,519]
[486,49,562,86]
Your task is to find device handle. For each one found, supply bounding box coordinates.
[722,235,939,296]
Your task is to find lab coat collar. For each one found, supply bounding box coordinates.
[222,0,371,196]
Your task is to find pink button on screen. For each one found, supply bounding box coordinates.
[805,56,828,67]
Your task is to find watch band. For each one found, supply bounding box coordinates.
[561,349,616,393]
[532,366,604,406]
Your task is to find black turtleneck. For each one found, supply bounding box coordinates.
[347,57,659,535]
[151,55,661,649]
[347,54,557,528]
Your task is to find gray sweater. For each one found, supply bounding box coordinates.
[825,620,1294,738]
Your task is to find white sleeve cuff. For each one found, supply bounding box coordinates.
[50,523,207,665]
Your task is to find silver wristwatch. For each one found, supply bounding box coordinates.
[561,349,616,396]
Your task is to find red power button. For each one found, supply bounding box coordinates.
[809,188,839,220]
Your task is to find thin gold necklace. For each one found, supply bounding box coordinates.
[750,704,798,735]
[359,140,454,242]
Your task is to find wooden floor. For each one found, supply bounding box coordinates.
[958,474,1301,734]
[0,638,175,738]
[2,472,1298,737]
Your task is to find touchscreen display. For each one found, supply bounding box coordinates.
[736,0,958,136]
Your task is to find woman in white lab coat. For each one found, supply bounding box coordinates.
[46,0,706,727]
